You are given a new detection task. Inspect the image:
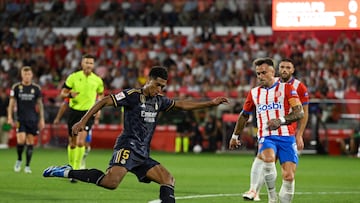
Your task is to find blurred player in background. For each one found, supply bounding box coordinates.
[59,54,104,179]
[53,98,94,169]
[242,58,309,201]
[0,87,10,149]
[44,66,229,203]
[229,58,304,203]
[7,66,45,173]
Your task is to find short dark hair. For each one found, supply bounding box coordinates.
[280,58,294,64]
[149,66,168,80]
[82,54,96,60]
[253,57,275,67]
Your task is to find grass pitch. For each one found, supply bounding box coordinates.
[0,148,359,203]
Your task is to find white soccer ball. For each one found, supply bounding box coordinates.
[193,144,202,153]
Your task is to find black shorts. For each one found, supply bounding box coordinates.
[67,108,94,136]
[108,144,160,183]
[17,120,39,135]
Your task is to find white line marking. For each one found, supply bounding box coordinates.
[148,191,360,203]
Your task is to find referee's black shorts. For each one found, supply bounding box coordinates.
[67,108,94,136]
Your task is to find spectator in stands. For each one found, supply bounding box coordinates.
[92,0,111,25]
[8,66,45,173]
[43,66,229,203]
[337,125,360,157]
[204,115,223,152]
[62,0,78,26]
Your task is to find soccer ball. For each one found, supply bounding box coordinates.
[193,144,202,153]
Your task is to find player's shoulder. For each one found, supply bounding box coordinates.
[11,82,21,89]
[125,88,142,96]
[293,78,308,89]
[92,72,103,81]
[70,70,81,76]
[31,83,42,90]
[66,70,81,79]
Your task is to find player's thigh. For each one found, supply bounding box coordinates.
[146,164,174,186]
[16,132,26,143]
[259,137,277,162]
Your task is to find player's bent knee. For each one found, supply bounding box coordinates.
[282,171,294,181]
[100,177,120,190]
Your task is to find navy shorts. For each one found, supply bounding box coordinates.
[17,120,39,135]
[109,145,160,183]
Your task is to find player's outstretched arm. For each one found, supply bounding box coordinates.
[174,96,229,111]
[72,96,114,135]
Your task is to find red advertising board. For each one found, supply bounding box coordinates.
[272,0,360,30]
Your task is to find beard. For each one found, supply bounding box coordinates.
[281,73,290,82]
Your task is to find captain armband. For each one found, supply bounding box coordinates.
[279,117,286,124]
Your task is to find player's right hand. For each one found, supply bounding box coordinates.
[72,121,84,136]
[229,137,241,150]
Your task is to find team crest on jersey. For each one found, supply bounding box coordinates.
[120,159,126,164]
[19,85,23,92]
[155,102,158,110]
[290,90,297,96]
[31,88,35,94]
[275,91,282,97]
[115,92,126,101]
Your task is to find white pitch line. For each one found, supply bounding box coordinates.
[148,191,360,203]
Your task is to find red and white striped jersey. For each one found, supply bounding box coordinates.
[242,81,301,137]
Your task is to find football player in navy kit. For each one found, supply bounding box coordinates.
[44,66,229,203]
[8,66,45,173]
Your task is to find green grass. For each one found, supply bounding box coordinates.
[1,148,360,203]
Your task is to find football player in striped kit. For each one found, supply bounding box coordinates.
[241,58,309,202]
[229,58,305,203]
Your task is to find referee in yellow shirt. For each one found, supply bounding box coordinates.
[60,54,104,180]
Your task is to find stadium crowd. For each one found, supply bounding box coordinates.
[0,1,359,119]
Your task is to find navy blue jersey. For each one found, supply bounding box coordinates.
[10,82,42,122]
[110,88,175,158]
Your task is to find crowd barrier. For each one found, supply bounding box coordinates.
[8,124,177,152]
[7,123,353,155]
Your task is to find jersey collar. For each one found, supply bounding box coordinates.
[262,80,279,90]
